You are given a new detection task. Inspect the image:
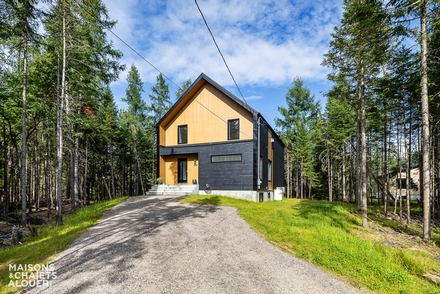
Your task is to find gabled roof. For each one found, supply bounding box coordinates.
[156,73,284,147]
[157,73,258,127]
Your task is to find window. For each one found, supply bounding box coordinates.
[259,156,263,179]
[178,125,187,144]
[268,160,272,182]
[211,154,242,163]
[228,119,239,140]
[397,178,407,189]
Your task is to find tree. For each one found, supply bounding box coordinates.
[2,0,43,225]
[323,0,392,228]
[120,65,149,195]
[176,78,192,100]
[322,79,356,202]
[276,77,320,199]
[388,0,434,240]
[149,73,171,126]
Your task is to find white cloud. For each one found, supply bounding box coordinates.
[105,0,342,93]
[246,95,264,101]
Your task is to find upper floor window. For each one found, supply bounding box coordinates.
[228,119,239,140]
[178,125,188,144]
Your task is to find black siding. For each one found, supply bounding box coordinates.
[272,135,285,188]
[259,123,269,189]
[159,140,254,191]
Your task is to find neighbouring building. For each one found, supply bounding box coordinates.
[375,167,420,202]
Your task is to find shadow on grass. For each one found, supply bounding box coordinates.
[190,196,221,206]
[294,199,360,231]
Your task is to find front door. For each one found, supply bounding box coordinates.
[178,158,187,183]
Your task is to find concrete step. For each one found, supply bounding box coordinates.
[147,184,199,196]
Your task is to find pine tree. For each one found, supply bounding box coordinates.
[276,77,320,199]
[323,0,392,228]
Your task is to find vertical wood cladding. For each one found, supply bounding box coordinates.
[159,140,254,190]
[162,85,253,146]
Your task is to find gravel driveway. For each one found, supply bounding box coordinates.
[24,195,361,294]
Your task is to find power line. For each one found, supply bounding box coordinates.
[46,1,251,137]
[194,0,248,105]
[74,0,181,90]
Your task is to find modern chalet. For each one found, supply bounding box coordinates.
[154,73,284,202]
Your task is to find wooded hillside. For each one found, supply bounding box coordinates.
[277,0,440,240]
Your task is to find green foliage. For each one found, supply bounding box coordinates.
[0,197,129,294]
[276,77,321,197]
[176,78,192,100]
[123,64,147,119]
[181,195,440,294]
[148,73,172,126]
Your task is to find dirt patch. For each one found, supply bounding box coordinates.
[356,212,440,271]
[0,205,74,248]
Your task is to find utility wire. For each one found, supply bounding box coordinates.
[194,0,248,105]
[74,0,181,90]
[45,0,252,138]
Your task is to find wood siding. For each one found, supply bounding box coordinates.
[162,154,198,185]
[161,84,253,146]
[268,131,273,190]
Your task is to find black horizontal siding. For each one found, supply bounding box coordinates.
[159,140,254,191]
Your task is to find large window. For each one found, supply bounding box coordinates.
[178,125,188,144]
[268,160,272,182]
[228,119,239,140]
[211,154,242,163]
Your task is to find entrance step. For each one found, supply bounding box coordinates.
[146,184,199,196]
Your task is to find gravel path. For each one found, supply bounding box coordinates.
[24,195,361,294]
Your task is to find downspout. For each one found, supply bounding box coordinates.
[156,124,160,181]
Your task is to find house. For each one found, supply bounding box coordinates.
[374,167,420,202]
[154,73,285,202]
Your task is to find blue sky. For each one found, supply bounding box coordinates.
[105,0,344,126]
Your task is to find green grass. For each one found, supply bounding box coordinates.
[0,197,129,294]
[181,195,440,294]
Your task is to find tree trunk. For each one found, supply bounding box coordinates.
[73,135,79,209]
[342,146,346,201]
[110,145,116,198]
[55,5,67,226]
[406,106,412,224]
[420,0,431,240]
[20,5,29,226]
[4,134,11,222]
[383,104,388,216]
[84,140,88,204]
[359,67,368,229]
[328,149,333,202]
[34,139,40,211]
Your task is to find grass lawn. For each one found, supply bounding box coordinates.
[180,195,440,294]
[0,197,129,294]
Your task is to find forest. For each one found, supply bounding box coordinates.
[0,0,185,228]
[277,0,439,241]
[0,0,439,242]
